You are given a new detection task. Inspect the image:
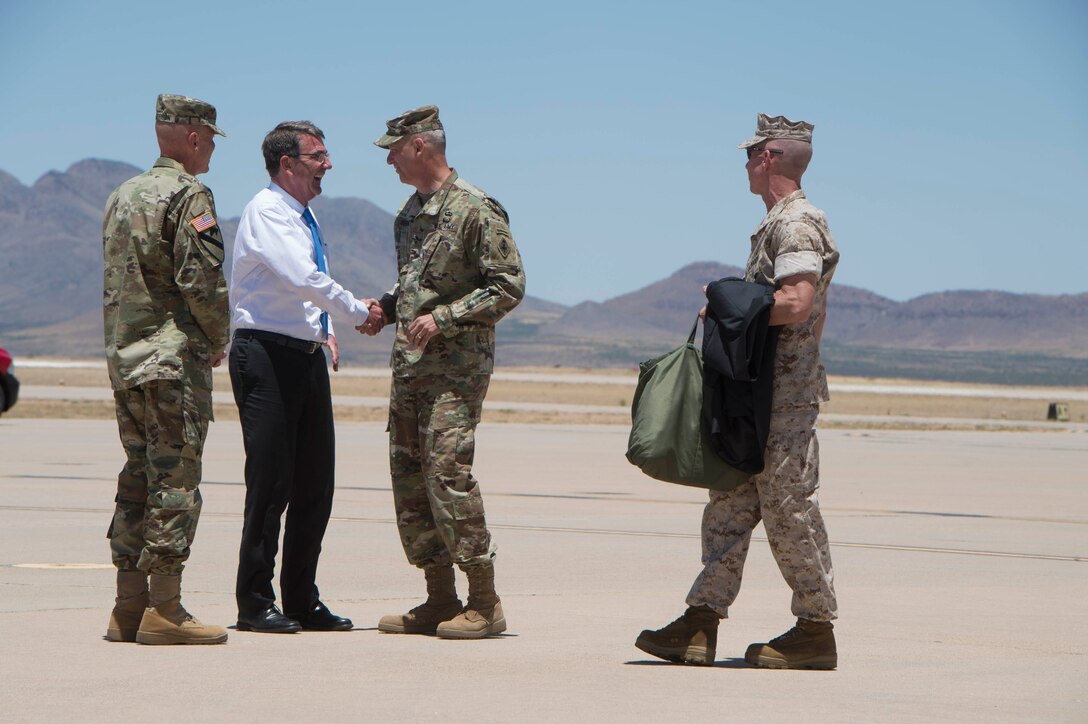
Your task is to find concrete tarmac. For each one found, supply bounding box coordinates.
[0,418,1085,722]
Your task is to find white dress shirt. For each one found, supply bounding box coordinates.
[231,182,368,342]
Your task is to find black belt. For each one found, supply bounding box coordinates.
[234,329,322,355]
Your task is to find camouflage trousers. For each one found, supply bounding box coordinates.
[389,373,495,570]
[686,407,838,622]
[108,379,210,575]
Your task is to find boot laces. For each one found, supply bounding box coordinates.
[465,597,496,614]
[661,613,691,632]
[662,608,710,632]
[769,625,805,645]
[408,599,448,617]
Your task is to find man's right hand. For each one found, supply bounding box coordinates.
[358,300,385,336]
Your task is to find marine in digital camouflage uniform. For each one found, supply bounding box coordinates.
[101,94,229,645]
[637,113,841,669]
[368,106,525,639]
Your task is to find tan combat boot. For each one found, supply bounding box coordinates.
[105,570,148,642]
[635,605,721,666]
[744,618,837,670]
[135,574,227,645]
[435,561,506,639]
[378,565,463,635]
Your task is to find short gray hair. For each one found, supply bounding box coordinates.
[417,129,446,153]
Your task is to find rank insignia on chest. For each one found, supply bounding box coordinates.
[190,212,217,232]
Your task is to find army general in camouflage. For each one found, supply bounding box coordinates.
[366,105,525,639]
[636,113,841,670]
[102,94,230,645]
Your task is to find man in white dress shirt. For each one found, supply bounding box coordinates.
[229,120,374,633]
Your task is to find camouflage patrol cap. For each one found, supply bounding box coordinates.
[374,105,443,148]
[156,94,226,137]
[737,113,812,149]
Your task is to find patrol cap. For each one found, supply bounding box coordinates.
[737,112,812,149]
[156,93,226,137]
[374,105,443,148]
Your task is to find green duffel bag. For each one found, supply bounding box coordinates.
[626,318,749,492]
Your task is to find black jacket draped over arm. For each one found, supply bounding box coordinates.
[701,277,779,474]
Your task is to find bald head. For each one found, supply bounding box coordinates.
[156,121,215,175]
[156,121,190,153]
[766,139,812,181]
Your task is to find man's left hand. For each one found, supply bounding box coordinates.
[407,314,440,350]
[327,333,340,372]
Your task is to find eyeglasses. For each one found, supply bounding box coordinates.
[291,151,331,163]
[746,147,784,160]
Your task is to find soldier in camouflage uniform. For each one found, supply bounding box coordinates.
[636,113,841,669]
[102,94,230,645]
[366,106,525,639]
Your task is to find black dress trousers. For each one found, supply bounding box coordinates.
[229,332,336,618]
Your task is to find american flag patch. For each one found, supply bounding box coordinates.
[190,212,217,232]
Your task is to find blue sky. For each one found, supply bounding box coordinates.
[1,0,1085,305]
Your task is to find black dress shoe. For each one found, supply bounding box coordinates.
[237,605,301,633]
[286,601,353,631]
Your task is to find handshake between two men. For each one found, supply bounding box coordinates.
[355,299,442,351]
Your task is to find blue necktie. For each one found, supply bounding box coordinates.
[302,207,329,339]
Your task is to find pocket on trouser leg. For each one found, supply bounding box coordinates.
[427,421,477,487]
[428,426,491,564]
[181,386,211,460]
[432,488,491,564]
[108,496,149,566]
[141,487,202,574]
[446,493,491,563]
[393,472,450,567]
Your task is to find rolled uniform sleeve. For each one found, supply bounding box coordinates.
[772,220,823,283]
[173,190,230,356]
[432,205,525,333]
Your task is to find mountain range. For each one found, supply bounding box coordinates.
[1,160,1085,384]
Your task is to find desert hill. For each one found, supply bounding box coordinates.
[1,160,1085,383]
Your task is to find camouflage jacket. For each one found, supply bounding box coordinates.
[386,170,525,377]
[745,190,840,411]
[103,157,229,391]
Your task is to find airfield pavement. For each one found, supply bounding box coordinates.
[0,414,1086,722]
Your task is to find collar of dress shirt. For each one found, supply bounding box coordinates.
[268,181,308,217]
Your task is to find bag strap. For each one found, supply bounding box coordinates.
[687,315,700,345]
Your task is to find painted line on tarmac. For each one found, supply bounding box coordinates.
[12,563,113,569]
[827,540,1085,562]
[10,480,1085,528]
[1,505,1083,564]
